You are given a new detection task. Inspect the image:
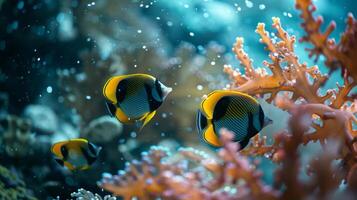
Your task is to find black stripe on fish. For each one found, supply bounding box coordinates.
[247,112,258,138]
[144,83,162,112]
[105,101,116,117]
[80,147,97,165]
[259,106,264,127]
[61,145,68,160]
[155,79,163,99]
[55,158,64,166]
[213,96,230,121]
[116,79,128,103]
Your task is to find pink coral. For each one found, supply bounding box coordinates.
[295,0,357,81]
[97,0,357,199]
[99,130,279,200]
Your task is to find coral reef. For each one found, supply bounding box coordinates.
[81,115,123,143]
[98,0,357,199]
[223,0,357,176]
[99,128,357,200]
[99,129,278,200]
[23,104,58,134]
[0,115,35,157]
[70,188,116,200]
[295,0,357,81]
[0,165,37,200]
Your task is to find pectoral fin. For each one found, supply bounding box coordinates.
[64,162,76,171]
[139,111,156,131]
[202,124,222,147]
[238,137,250,150]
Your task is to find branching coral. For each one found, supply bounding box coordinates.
[71,188,116,200]
[99,130,279,200]
[221,0,357,193]
[295,0,357,81]
[99,126,357,200]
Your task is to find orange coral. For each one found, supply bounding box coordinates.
[223,2,357,181]
[295,0,357,81]
[224,17,333,104]
[99,130,279,200]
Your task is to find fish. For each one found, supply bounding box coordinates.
[51,138,101,171]
[103,74,172,130]
[196,90,272,149]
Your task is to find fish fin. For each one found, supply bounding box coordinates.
[134,73,156,80]
[54,158,64,166]
[238,137,250,150]
[64,162,76,171]
[139,111,156,131]
[79,165,91,171]
[202,124,222,147]
[103,76,126,104]
[224,90,259,104]
[202,91,258,119]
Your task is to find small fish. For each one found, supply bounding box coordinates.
[103,74,172,130]
[51,138,101,171]
[197,90,272,149]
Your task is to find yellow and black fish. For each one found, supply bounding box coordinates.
[197,90,272,149]
[103,74,172,130]
[51,138,101,171]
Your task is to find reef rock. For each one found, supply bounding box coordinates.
[0,165,37,200]
[23,104,58,134]
[82,115,123,143]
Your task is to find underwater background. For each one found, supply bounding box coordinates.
[1,0,357,199]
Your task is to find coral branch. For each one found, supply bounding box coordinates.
[99,130,279,200]
[224,17,334,104]
[295,0,357,80]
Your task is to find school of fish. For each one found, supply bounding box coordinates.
[51,73,272,171]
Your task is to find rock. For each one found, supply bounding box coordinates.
[82,115,123,143]
[23,105,58,134]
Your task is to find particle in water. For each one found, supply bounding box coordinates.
[245,0,253,8]
[46,86,53,94]
[197,85,203,91]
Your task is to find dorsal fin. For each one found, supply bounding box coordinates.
[201,90,258,119]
